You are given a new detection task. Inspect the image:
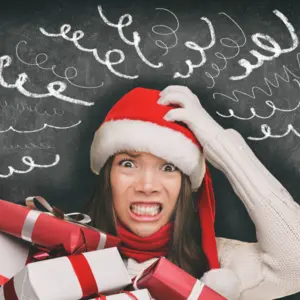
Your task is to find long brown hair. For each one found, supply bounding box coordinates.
[85,155,209,278]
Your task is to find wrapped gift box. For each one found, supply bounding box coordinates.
[0,199,120,254]
[0,232,31,286]
[93,289,152,299]
[0,247,131,300]
[134,257,227,300]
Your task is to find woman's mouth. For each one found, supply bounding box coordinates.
[129,203,162,221]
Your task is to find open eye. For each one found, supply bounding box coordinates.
[162,163,177,172]
[119,159,135,168]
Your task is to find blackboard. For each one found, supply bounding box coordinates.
[1,0,300,298]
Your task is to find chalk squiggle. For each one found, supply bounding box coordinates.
[229,10,298,81]
[149,8,179,56]
[248,124,300,140]
[217,97,300,120]
[173,16,216,79]
[3,143,54,150]
[0,154,60,178]
[97,5,163,70]
[0,120,81,133]
[0,101,64,117]
[16,41,104,89]
[205,12,247,88]
[213,53,300,103]
[40,25,134,80]
[0,55,94,107]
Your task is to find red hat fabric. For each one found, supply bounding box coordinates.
[90,87,220,270]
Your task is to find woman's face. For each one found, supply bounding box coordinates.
[110,151,181,237]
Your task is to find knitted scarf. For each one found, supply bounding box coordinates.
[117,221,173,263]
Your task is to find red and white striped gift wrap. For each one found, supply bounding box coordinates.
[92,289,152,300]
[0,232,31,286]
[133,257,227,300]
[0,199,120,254]
[0,247,132,300]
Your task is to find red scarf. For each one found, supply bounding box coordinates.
[117,221,173,263]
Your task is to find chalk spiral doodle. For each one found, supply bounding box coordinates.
[0,154,60,178]
[0,120,81,134]
[205,12,247,88]
[0,101,64,116]
[2,143,54,150]
[149,8,179,56]
[217,99,300,120]
[16,41,104,89]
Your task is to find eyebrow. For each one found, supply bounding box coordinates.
[116,151,141,158]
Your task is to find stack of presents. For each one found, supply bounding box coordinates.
[0,198,226,300]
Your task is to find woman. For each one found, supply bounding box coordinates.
[87,85,300,299]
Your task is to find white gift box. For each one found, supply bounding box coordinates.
[0,247,131,300]
[93,289,152,300]
[0,232,30,285]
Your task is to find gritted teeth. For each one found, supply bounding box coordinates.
[130,203,162,216]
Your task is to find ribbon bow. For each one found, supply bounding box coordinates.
[25,196,91,224]
[24,196,92,262]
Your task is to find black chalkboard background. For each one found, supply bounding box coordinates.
[1,0,300,298]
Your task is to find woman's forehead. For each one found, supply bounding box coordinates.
[115,151,169,162]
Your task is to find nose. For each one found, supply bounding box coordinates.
[134,169,161,195]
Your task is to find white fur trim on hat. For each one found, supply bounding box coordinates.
[90,119,206,190]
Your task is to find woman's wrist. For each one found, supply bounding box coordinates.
[191,113,224,148]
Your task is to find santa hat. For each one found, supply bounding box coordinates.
[90,87,220,270]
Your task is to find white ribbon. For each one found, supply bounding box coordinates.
[132,257,160,290]
[21,209,42,242]
[187,279,205,300]
[132,268,145,290]
[25,196,91,224]
[22,196,92,243]
[97,232,107,250]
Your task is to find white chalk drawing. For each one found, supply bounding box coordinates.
[149,8,179,56]
[215,51,300,141]
[38,7,297,85]
[214,53,300,103]
[0,6,299,143]
[173,17,216,79]
[0,154,60,178]
[40,6,164,80]
[0,120,81,133]
[16,40,104,89]
[3,143,54,150]
[217,98,300,120]
[0,101,64,116]
[97,5,163,69]
[40,26,136,80]
[248,124,300,141]
[205,12,247,88]
[0,55,94,106]
[230,10,298,81]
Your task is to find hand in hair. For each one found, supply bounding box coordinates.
[157,85,223,147]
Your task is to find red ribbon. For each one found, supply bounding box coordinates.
[3,278,18,300]
[0,275,8,286]
[97,291,139,300]
[68,254,98,298]
[2,254,98,300]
